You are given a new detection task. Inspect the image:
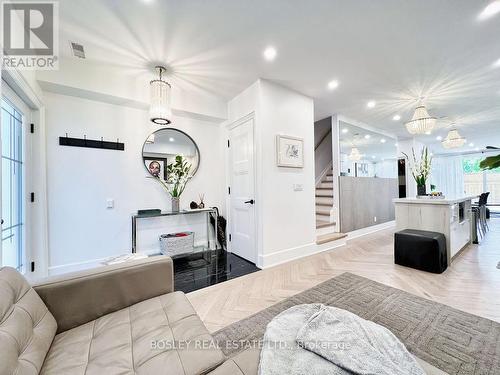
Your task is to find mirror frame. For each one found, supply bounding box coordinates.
[142,127,201,179]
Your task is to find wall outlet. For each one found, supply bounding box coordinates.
[374,216,377,222]
[293,184,303,191]
[106,199,114,209]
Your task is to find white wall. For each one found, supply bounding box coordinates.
[227,80,316,268]
[314,117,332,182]
[44,92,225,274]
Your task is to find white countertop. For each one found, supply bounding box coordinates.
[393,195,477,205]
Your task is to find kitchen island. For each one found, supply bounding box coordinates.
[393,196,476,264]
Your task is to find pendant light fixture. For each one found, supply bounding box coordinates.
[150,66,172,125]
[405,105,436,135]
[348,147,362,161]
[442,129,466,149]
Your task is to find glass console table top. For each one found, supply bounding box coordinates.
[133,208,216,219]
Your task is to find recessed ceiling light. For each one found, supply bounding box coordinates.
[392,115,401,121]
[478,0,500,20]
[436,135,443,141]
[263,46,277,61]
[341,128,349,134]
[372,156,376,159]
[469,142,474,147]
[169,137,175,142]
[327,80,339,90]
[367,100,376,108]
[380,138,386,143]
[364,134,371,139]
[493,58,500,68]
[425,131,431,135]
[395,143,398,147]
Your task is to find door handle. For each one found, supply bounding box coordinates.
[244,199,255,205]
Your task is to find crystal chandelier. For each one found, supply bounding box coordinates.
[405,105,436,135]
[442,129,466,149]
[348,147,362,161]
[150,66,172,125]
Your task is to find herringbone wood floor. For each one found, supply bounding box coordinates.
[187,219,500,333]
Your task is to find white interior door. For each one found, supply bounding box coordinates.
[228,118,256,263]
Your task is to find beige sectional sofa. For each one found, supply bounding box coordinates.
[0,257,227,374]
[0,256,446,375]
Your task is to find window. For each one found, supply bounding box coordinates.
[463,155,500,204]
[1,97,25,271]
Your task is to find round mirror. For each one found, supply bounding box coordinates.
[142,128,200,180]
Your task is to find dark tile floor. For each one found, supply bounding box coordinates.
[173,249,260,293]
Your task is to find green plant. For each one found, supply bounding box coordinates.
[479,154,500,170]
[152,155,192,198]
[402,147,432,186]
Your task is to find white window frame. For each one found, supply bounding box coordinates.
[1,70,48,279]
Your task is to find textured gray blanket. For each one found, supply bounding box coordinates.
[258,304,425,375]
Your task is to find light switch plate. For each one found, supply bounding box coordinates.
[106,199,114,209]
[293,184,303,191]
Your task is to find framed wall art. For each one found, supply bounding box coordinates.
[276,135,304,168]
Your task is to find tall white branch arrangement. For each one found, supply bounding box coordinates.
[149,155,192,198]
[402,147,432,186]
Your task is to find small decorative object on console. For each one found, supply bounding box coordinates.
[159,231,194,256]
[198,193,205,209]
[190,201,198,209]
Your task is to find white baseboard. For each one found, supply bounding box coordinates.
[258,238,346,269]
[47,255,119,276]
[346,220,395,241]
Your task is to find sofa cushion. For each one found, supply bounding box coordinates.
[0,267,57,375]
[208,348,260,375]
[40,291,225,375]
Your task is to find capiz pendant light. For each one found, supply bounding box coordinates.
[442,129,466,149]
[150,66,172,125]
[405,105,436,135]
[348,147,362,161]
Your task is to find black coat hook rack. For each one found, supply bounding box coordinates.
[59,134,125,151]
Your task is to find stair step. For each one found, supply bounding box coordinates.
[316,196,334,205]
[316,232,347,245]
[315,203,331,208]
[318,182,333,189]
[325,176,334,182]
[316,209,330,216]
[316,191,333,197]
[316,221,336,229]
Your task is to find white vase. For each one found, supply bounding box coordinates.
[171,197,180,212]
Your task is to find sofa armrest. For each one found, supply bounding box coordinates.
[33,256,173,333]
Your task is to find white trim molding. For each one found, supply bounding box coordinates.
[258,239,346,269]
[346,220,395,241]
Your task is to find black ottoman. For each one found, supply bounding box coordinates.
[394,229,447,274]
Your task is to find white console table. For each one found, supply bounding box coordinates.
[393,196,476,264]
[131,208,218,255]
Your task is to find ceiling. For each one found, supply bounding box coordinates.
[58,0,500,151]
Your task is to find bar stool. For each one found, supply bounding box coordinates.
[472,192,490,237]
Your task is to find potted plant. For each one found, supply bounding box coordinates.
[479,154,500,170]
[402,147,432,197]
[151,155,192,212]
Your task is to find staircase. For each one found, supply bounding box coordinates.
[315,168,347,244]
[315,167,335,229]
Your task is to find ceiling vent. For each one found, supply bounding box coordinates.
[70,42,85,59]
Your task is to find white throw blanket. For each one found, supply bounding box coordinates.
[258,304,425,375]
